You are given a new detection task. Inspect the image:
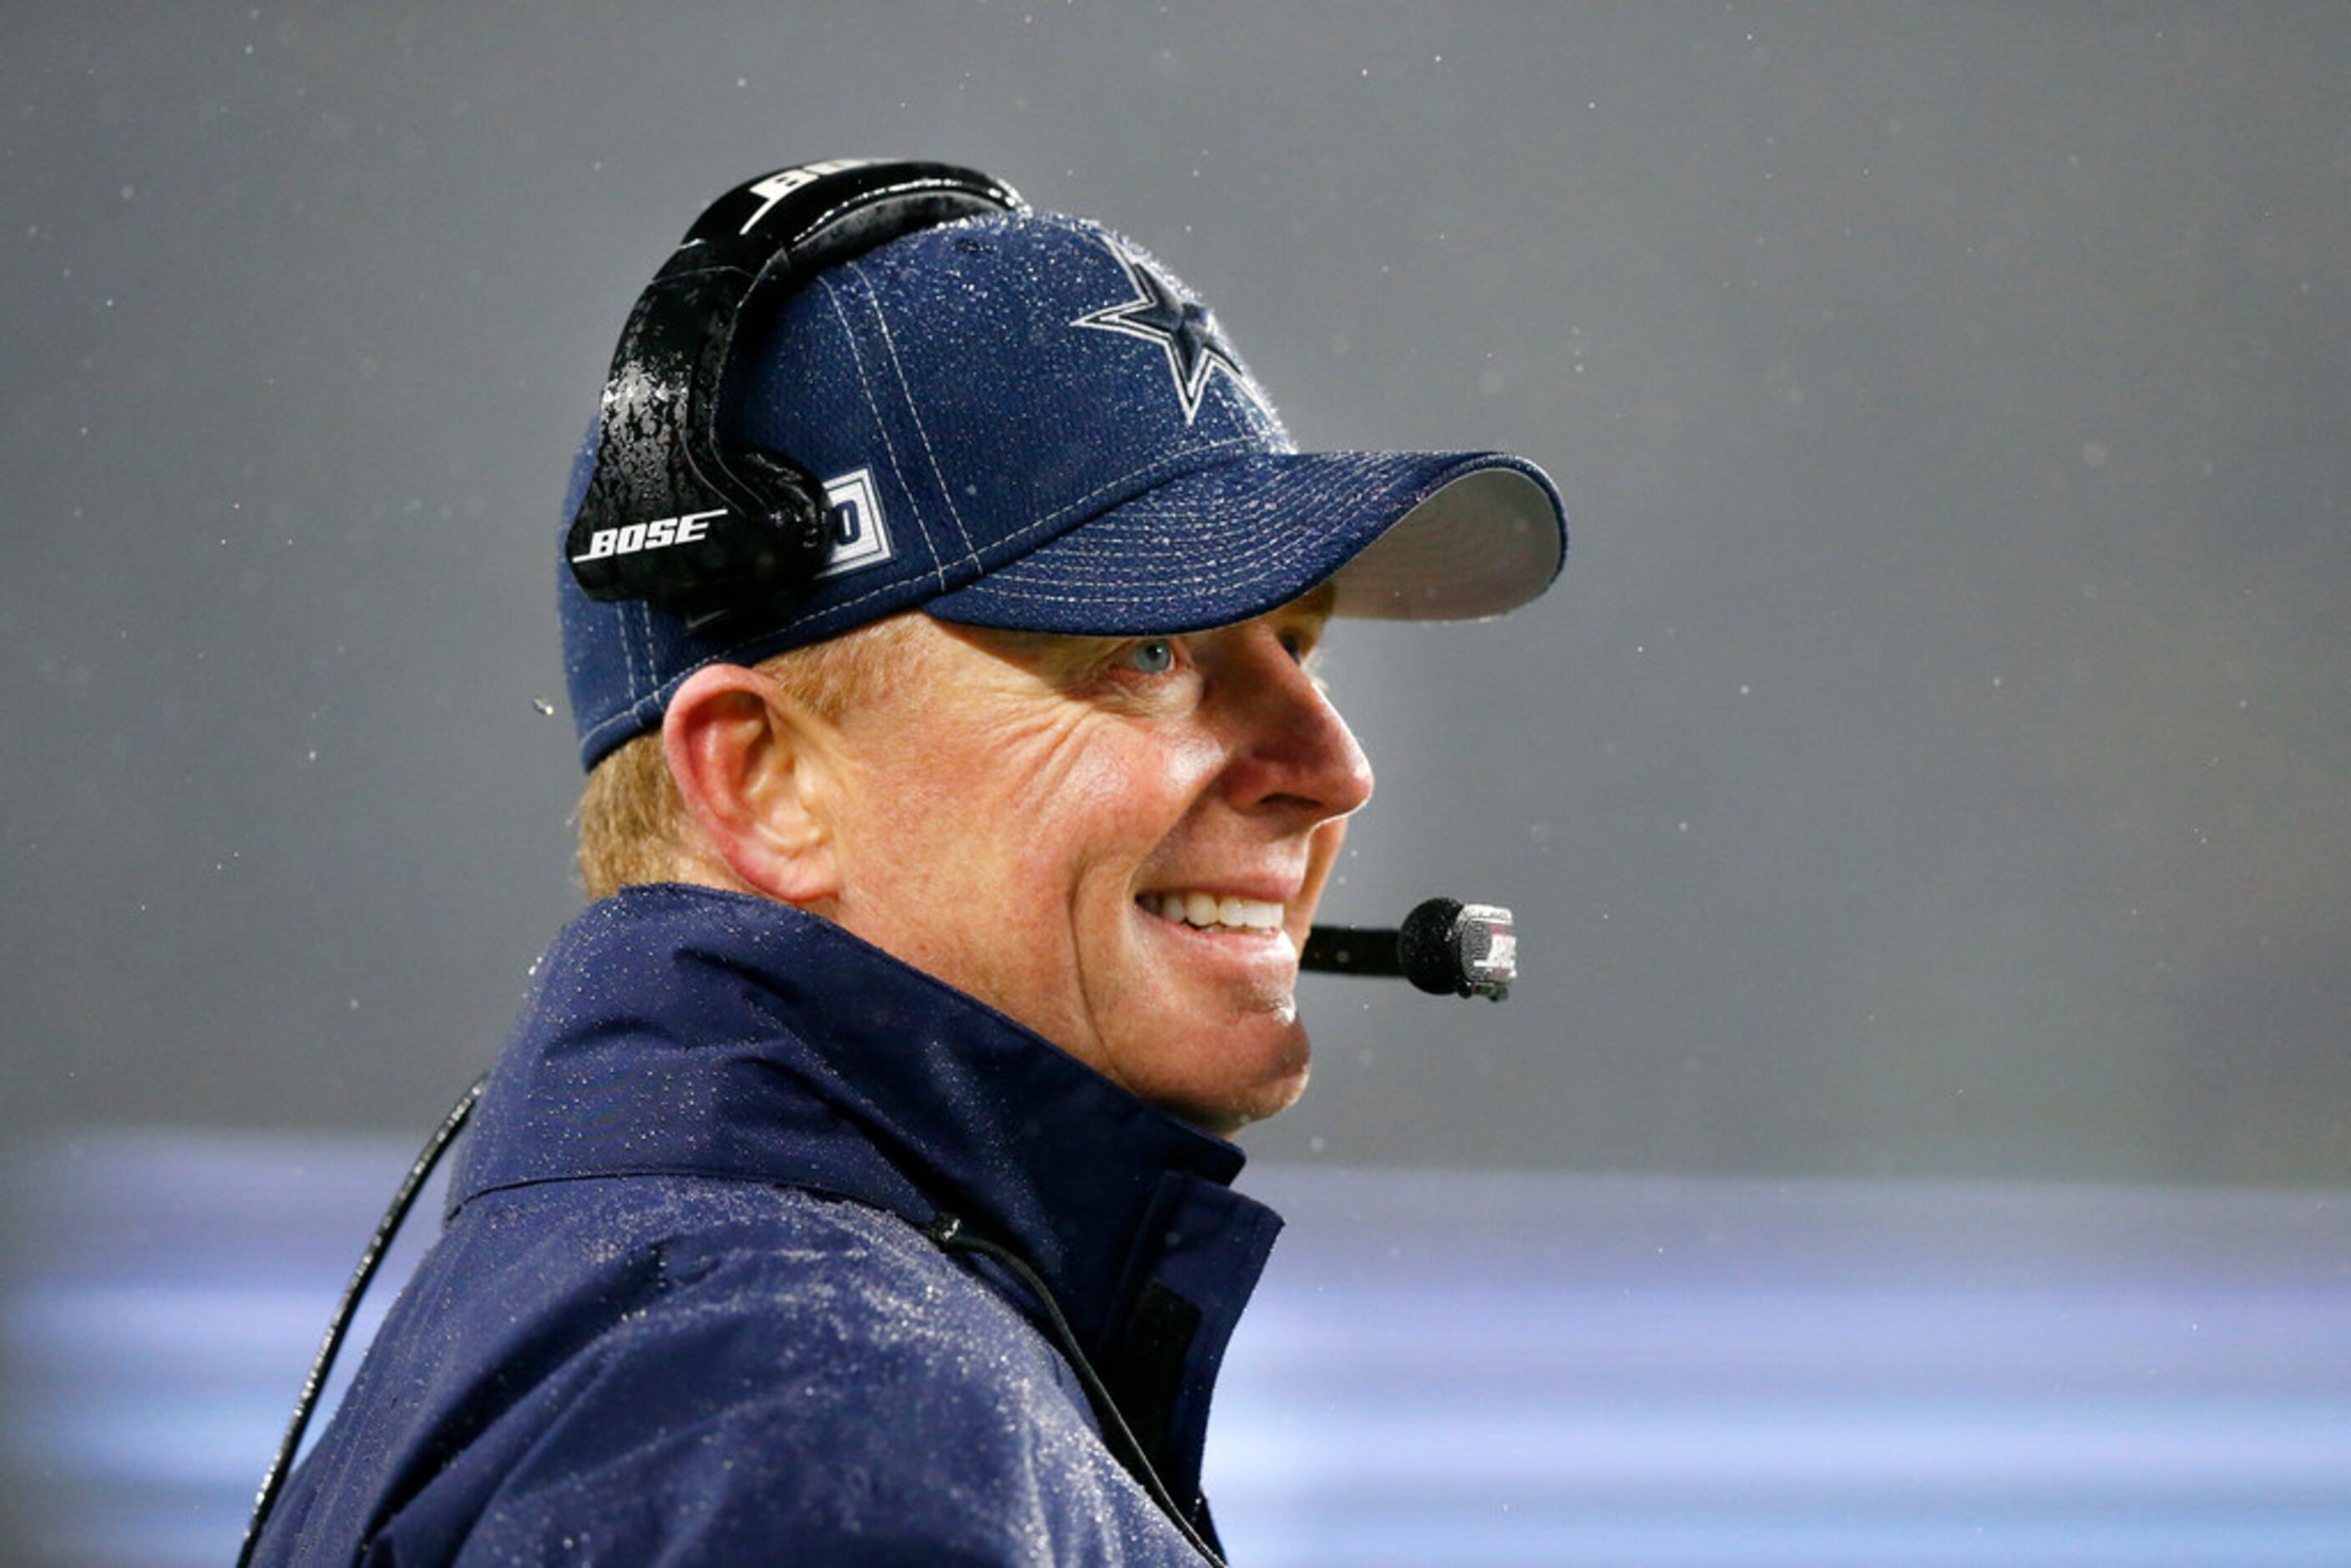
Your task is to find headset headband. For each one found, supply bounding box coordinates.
[564,159,1026,627]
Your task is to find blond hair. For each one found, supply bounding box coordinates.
[575,614,919,898]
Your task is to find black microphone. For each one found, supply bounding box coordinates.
[1301,897,1516,1002]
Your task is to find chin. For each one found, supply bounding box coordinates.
[1163,1041,1312,1139]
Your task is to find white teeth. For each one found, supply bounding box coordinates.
[1145,891,1285,932]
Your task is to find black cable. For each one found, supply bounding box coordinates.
[922,1214,1227,1567]
[236,1074,488,1568]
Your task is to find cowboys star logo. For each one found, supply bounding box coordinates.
[1072,238,1254,426]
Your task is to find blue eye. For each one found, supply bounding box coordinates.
[1123,639,1177,675]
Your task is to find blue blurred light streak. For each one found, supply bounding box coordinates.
[3,1138,2345,1566]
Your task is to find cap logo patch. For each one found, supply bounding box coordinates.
[814,468,894,579]
[1072,238,1251,426]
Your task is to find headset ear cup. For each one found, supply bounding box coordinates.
[569,460,830,625]
[724,447,832,591]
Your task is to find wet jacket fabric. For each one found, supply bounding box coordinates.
[250,883,1282,1565]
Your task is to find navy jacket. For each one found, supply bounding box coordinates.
[252,884,1283,1565]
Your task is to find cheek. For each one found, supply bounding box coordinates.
[854,714,1221,929]
[864,718,1058,847]
[1047,731,1223,874]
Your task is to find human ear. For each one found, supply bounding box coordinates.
[660,664,843,908]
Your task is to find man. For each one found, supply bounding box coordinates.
[250,161,1564,1565]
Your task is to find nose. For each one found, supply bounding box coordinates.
[1217,629,1376,825]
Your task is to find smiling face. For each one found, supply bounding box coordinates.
[814,589,1373,1135]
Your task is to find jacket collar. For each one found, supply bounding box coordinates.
[451,883,1282,1505]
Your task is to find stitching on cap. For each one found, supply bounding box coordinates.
[862,270,977,570]
[821,274,946,592]
[728,436,1269,628]
[623,599,650,699]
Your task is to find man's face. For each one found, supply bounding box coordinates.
[816,591,1373,1136]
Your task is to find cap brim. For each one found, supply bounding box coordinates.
[923,449,1565,635]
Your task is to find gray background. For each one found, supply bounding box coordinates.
[4,2,2345,1186]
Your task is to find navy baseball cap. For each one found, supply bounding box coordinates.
[560,207,1566,769]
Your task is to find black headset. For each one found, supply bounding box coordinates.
[564,159,1025,628]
